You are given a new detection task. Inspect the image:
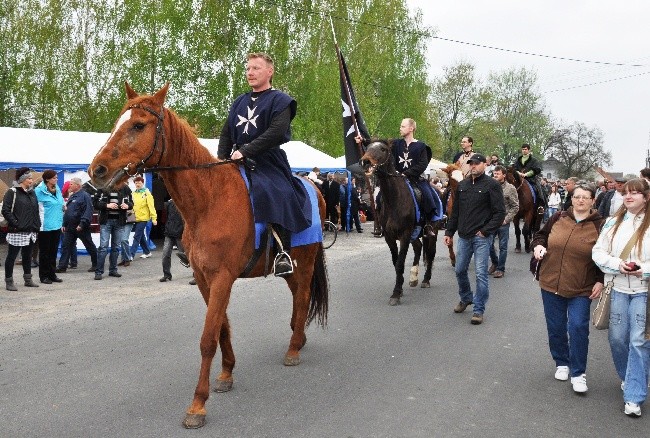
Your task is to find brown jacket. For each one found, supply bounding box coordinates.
[531,208,604,297]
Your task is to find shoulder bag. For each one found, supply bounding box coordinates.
[0,188,17,227]
[592,231,640,330]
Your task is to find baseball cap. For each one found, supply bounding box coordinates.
[467,153,487,164]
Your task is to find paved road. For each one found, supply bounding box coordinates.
[0,225,647,437]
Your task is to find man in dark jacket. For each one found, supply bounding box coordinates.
[322,172,340,226]
[444,154,506,325]
[514,143,546,213]
[56,178,98,273]
[92,182,133,280]
[159,199,185,282]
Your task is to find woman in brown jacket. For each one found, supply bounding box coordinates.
[531,182,604,394]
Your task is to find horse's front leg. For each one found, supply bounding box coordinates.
[214,313,235,393]
[183,278,233,429]
[390,237,410,306]
[385,235,399,266]
[409,238,422,287]
[514,220,522,253]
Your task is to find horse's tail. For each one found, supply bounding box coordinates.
[307,242,329,328]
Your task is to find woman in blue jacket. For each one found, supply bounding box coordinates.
[34,170,65,284]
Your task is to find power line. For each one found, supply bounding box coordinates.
[252,0,645,68]
[544,70,650,93]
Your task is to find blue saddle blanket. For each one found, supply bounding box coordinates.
[239,166,322,249]
[526,179,537,205]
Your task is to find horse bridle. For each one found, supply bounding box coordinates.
[121,104,244,176]
[367,144,401,178]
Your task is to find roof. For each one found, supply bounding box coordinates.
[0,127,343,172]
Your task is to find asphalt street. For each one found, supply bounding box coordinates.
[0,224,647,437]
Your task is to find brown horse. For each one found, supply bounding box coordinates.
[438,164,463,266]
[506,166,544,253]
[361,140,436,305]
[88,83,329,429]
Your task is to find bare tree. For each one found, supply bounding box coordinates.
[545,122,612,179]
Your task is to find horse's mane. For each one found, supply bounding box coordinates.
[164,107,216,163]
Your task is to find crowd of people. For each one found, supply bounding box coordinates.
[1,51,649,419]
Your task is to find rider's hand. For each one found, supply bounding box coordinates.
[231,150,243,160]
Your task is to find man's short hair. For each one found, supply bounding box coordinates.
[640,168,650,179]
[247,52,274,65]
[521,143,531,150]
[566,177,579,184]
[70,177,82,185]
[493,165,507,174]
[404,118,416,130]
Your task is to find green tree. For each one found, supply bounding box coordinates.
[545,122,612,179]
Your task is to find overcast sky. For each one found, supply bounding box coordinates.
[406,0,649,176]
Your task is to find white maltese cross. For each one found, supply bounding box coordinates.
[398,151,412,168]
[236,106,259,134]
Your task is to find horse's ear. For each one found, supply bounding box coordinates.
[152,82,170,105]
[125,82,138,99]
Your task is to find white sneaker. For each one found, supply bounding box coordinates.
[570,374,588,393]
[554,366,569,381]
[624,402,641,417]
[139,253,152,259]
[621,381,625,391]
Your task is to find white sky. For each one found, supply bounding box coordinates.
[406,0,650,176]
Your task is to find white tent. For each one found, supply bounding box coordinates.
[0,127,340,172]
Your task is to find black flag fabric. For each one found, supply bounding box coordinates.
[338,48,370,168]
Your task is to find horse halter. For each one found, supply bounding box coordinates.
[122,103,166,177]
[367,143,400,177]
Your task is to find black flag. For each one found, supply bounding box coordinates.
[337,47,370,168]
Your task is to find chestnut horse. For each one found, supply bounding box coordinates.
[506,166,544,253]
[88,83,329,429]
[361,140,435,305]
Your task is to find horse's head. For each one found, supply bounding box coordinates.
[505,166,519,186]
[442,164,463,184]
[88,82,170,189]
[360,140,392,176]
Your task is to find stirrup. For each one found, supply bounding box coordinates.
[537,206,545,214]
[273,251,293,277]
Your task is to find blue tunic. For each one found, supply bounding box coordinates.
[390,138,442,221]
[225,89,311,233]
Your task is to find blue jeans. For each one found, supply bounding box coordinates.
[541,290,591,377]
[545,207,558,221]
[120,222,134,262]
[97,219,123,275]
[489,223,510,272]
[455,235,491,314]
[130,221,150,257]
[609,289,650,404]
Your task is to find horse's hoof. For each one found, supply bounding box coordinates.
[183,413,206,429]
[409,280,418,287]
[284,355,301,366]
[525,248,531,254]
[421,281,430,288]
[515,248,521,253]
[214,378,233,393]
[388,297,401,306]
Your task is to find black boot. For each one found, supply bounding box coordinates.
[273,225,293,277]
[5,277,17,291]
[23,274,39,288]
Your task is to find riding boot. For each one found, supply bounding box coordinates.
[272,225,293,277]
[24,274,39,288]
[5,277,17,291]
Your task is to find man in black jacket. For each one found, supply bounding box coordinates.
[92,182,133,280]
[514,143,546,213]
[444,154,506,325]
[159,199,185,282]
[56,178,98,273]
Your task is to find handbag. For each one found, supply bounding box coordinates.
[530,255,542,281]
[592,278,614,330]
[0,188,17,227]
[591,231,641,329]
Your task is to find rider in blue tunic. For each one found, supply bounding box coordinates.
[217,52,311,277]
[391,118,442,236]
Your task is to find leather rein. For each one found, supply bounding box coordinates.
[122,104,244,177]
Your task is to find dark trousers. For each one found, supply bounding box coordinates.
[38,230,61,281]
[58,227,98,269]
[5,243,33,278]
[162,236,184,278]
[326,203,339,225]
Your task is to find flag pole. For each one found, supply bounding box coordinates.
[330,17,379,234]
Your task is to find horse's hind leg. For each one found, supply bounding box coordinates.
[214,313,235,393]
[514,220,522,253]
[409,239,422,287]
[421,235,436,288]
[284,249,313,366]
[523,221,531,253]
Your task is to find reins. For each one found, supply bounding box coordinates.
[122,104,246,175]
